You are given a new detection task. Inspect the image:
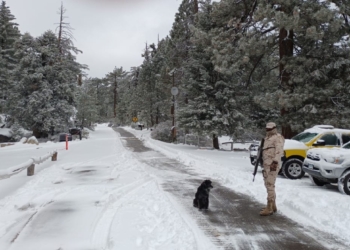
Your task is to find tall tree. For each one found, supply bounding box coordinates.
[252,0,350,134]
[76,78,99,128]
[105,67,126,119]
[0,1,20,112]
[8,30,84,137]
[179,0,248,148]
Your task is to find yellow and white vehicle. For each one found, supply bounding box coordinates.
[282,125,350,179]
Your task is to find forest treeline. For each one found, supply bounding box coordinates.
[1,0,350,144]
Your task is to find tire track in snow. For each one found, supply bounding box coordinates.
[5,184,89,250]
[91,178,153,249]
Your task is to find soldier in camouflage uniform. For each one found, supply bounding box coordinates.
[260,122,285,216]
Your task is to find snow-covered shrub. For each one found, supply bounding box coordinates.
[82,129,89,139]
[88,124,96,131]
[19,137,27,143]
[9,122,24,142]
[151,121,172,143]
[26,136,39,145]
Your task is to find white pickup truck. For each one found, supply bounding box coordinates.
[303,141,350,195]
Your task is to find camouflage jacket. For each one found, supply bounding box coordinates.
[262,132,285,166]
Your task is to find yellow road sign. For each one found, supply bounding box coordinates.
[132,117,138,122]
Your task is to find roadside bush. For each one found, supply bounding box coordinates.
[9,122,24,142]
[82,128,89,139]
[151,121,172,142]
[26,136,39,145]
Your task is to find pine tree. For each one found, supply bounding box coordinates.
[105,67,126,119]
[251,0,350,134]
[178,0,249,148]
[207,0,350,137]
[116,39,173,128]
[123,67,141,123]
[0,1,20,112]
[76,79,98,128]
[208,0,274,133]
[8,30,84,137]
[169,0,197,68]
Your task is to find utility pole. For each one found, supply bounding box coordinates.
[170,69,179,143]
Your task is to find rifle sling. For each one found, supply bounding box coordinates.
[262,146,275,151]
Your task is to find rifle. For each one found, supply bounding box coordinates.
[253,138,265,182]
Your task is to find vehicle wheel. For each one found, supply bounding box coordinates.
[282,158,305,179]
[338,171,350,195]
[309,175,328,186]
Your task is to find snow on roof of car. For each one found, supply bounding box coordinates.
[304,125,350,134]
[312,125,334,129]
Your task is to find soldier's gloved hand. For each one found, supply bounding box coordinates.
[270,161,278,171]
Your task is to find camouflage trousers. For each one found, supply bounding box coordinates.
[262,162,281,202]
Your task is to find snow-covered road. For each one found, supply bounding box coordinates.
[0,124,349,250]
[0,125,213,250]
[116,128,347,250]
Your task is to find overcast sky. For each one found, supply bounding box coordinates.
[9,0,184,78]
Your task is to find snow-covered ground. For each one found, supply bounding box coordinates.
[0,124,349,249]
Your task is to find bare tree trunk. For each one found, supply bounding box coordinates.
[213,134,219,149]
[156,107,159,125]
[193,0,198,14]
[113,74,117,118]
[279,28,294,139]
[57,3,64,55]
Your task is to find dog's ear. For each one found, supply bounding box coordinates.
[206,180,213,188]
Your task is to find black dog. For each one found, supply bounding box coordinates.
[193,180,213,210]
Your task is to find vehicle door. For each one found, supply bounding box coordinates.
[313,133,340,148]
[341,133,350,146]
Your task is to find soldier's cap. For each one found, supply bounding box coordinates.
[266,122,276,129]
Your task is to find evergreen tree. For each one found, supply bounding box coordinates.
[169,0,197,68]
[207,0,350,137]
[76,79,98,128]
[89,77,106,121]
[123,67,141,123]
[178,0,248,148]
[0,1,20,112]
[8,30,84,137]
[105,67,126,119]
[251,0,350,134]
[134,43,165,127]
[208,0,275,134]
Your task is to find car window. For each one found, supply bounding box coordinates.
[342,134,350,144]
[292,132,318,142]
[319,133,339,146]
[343,142,350,149]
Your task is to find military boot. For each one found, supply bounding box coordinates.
[261,200,277,213]
[273,200,277,213]
[259,200,273,216]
